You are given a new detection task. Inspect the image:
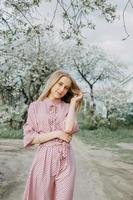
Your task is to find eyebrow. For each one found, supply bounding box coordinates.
[59,81,71,88]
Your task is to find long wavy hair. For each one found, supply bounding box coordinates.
[38,69,83,111]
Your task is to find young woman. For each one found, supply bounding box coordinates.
[23,69,83,200]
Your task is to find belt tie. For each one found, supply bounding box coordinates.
[58,142,69,159]
[55,142,70,175]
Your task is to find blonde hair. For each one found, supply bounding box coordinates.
[38,69,83,111]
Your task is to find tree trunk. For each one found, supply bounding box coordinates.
[89,85,96,115]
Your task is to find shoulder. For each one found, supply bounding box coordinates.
[29,100,40,106]
[28,100,42,110]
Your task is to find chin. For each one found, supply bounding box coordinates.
[55,93,61,98]
[54,94,61,98]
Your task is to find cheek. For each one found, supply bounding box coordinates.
[51,86,56,94]
[64,89,69,94]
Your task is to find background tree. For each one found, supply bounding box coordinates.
[0,25,65,128]
[95,87,130,119]
[0,26,62,104]
[0,0,131,130]
[0,0,116,42]
[65,45,127,113]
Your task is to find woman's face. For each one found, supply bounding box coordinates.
[49,76,72,100]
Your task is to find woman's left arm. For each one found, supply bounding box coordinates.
[64,92,83,134]
[64,100,78,133]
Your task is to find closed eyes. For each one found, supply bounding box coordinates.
[58,82,70,90]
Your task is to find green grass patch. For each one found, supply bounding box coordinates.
[0,126,133,149]
[76,127,133,148]
[115,149,133,163]
[0,127,23,139]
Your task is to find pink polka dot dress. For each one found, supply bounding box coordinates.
[23,97,79,200]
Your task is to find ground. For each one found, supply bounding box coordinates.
[0,137,133,200]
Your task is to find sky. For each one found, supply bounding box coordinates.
[86,0,133,75]
[33,0,133,76]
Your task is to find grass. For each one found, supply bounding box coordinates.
[0,126,133,148]
[76,127,133,163]
[76,127,133,148]
[0,126,132,163]
[115,148,133,163]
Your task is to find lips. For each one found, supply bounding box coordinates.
[56,91,62,95]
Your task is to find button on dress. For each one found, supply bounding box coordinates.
[23,97,79,200]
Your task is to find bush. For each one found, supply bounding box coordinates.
[108,116,118,130]
[116,117,126,127]
[0,103,27,129]
[78,112,104,130]
[0,127,23,139]
[98,118,109,128]
[79,108,133,130]
[125,114,133,126]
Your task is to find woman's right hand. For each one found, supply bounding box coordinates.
[56,131,72,143]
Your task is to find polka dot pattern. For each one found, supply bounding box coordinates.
[23,98,79,200]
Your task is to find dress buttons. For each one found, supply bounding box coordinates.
[49,105,57,114]
[48,105,57,130]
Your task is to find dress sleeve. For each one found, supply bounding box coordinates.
[23,102,39,148]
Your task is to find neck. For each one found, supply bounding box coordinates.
[47,95,61,104]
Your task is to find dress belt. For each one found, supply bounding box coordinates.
[39,139,70,159]
[38,140,71,175]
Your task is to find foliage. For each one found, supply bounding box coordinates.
[76,127,133,147]
[78,103,132,131]
[55,0,116,40]
[0,0,116,41]
[95,87,130,119]
[0,126,23,139]
[65,45,127,114]
[78,110,107,130]
[68,45,126,85]
[0,0,130,131]
[0,24,65,128]
[123,103,133,126]
[0,26,64,106]
[0,103,27,129]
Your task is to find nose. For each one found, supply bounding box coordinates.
[59,86,65,93]
[60,87,64,92]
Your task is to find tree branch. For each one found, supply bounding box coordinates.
[73,58,92,88]
[49,1,59,28]
[2,17,15,35]
[122,0,130,40]
[11,3,35,29]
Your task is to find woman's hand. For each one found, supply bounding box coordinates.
[70,91,83,104]
[56,131,72,143]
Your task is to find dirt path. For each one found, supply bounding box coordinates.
[0,137,133,200]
